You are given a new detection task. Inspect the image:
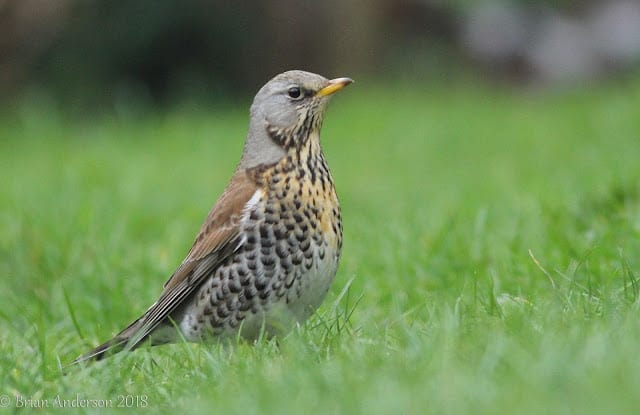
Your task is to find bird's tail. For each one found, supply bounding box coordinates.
[70,318,145,366]
[72,336,130,364]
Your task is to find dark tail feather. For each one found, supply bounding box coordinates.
[71,335,130,364]
[69,319,146,366]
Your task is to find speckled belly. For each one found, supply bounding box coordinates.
[176,175,342,342]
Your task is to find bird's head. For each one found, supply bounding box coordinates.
[241,70,353,169]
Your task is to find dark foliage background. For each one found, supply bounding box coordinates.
[1,0,639,109]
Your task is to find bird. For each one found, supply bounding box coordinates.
[72,70,353,364]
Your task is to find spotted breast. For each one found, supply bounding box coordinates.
[176,130,342,341]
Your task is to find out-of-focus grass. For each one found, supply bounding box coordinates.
[1,77,640,414]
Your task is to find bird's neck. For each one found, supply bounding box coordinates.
[246,128,329,186]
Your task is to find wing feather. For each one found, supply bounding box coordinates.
[124,170,260,349]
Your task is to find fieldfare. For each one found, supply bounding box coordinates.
[73,70,352,363]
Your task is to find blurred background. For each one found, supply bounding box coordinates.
[3,1,640,410]
[2,0,640,111]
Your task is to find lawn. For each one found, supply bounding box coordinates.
[1,76,640,414]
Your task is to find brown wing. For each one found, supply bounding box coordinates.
[123,169,260,349]
[167,168,260,288]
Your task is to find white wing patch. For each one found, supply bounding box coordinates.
[236,189,263,249]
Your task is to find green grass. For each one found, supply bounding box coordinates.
[2,77,640,414]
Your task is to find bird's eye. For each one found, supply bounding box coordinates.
[288,86,301,99]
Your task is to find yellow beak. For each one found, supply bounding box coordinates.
[316,77,354,97]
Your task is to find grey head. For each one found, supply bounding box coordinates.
[240,70,353,169]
